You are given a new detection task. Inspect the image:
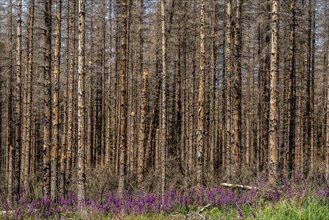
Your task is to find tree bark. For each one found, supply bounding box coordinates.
[196,0,205,188]
[14,0,22,197]
[160,0,167,201]
[137,72,147,185]
[43,0,52,198]
[117,0,128,197]
[232,0,242,178]
[105,0,113,167]
[23,0,35,192]
[77,0,86,207]
[59,0,70,195]
[325,0,329,183]
[305,0,313,178]
[101,0,106,166]
[51,0,62,198]
[66,0,75,188]
[209,0,217,178]
[268,0,279,185]
[7,0,14,206]
[288,0,296,180]
[310,1,315,175]
[225,0,232,182]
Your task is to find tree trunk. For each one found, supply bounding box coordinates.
[66,0,75,188]
[305,0,313,178]
[43,0,52,198]
[101,0,106,167]
[105,0,113,167]
[23,0,35,192]
[196,0,205,188]
[137,72,147,185]
[59,0,70,195]
[14,0,23,197]
[310,1,315,175]
[6,0,14,205]
[268,0,279,185]
[160,0,167,201]
[325,0,329,183]
[288,0,296,180]
[117,0,128,197]
[209,0,217,178]
[51,0,62,198]
[86,0,94,168]
[77,0,86,206]
[232,0,242,178]
[225,0,232,182]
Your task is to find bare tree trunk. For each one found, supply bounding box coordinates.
[51,0,62,198]
[114,5,120,175]
[129,111,135,172]
[155,129,160,171]
[310,1,315,175]
[225,0,232,182]
[106,0,113,167]
[256,21,262,177]
[127,0,134,174]
[14,0,22,196]
[221,38,226,175]
[257,2,271,176]
[137,72,147,185]
[232,0,242,178]
[86,71,93,167]
[7,0,14,205]
[246,52,253,168]
[327,85,329,181]
[23,0,35,192]
[43,0,52,198]
[268,0,279,185]
[325,0,329,183]
[77,0,86,207]
[59,0,70,195]
[282,55,288,180]
[209,0,217,178]
[175,6,182,176]
[66,0,75,188]
[295,57,303,177]
[100,0,106,167]
[160,0,167,202]
[187,0,197,179]
[30,110,35,180]
[288,0,296,180]
[188,60,195,176]
[196,0,205,187]
[136,0,145,184]
[305,0,313,178]
[117,0,128,197]
[86,0,94,168]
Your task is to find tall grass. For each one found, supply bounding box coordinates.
[0,179,328,219]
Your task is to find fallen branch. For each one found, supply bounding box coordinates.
[198,204,210,213]
[197,204,210,220]
[220,182,285,195]
[220,183,256,190]
[184,204,211,220]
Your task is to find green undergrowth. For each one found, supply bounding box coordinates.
[1,184,328,219]
[256,197,329,220]
[120,197,329,220]
[5,196,328,219]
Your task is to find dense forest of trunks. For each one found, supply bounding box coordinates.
[0,0,328,207]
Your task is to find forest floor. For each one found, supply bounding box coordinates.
[121,197,329,219]
[0,179,328,219]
